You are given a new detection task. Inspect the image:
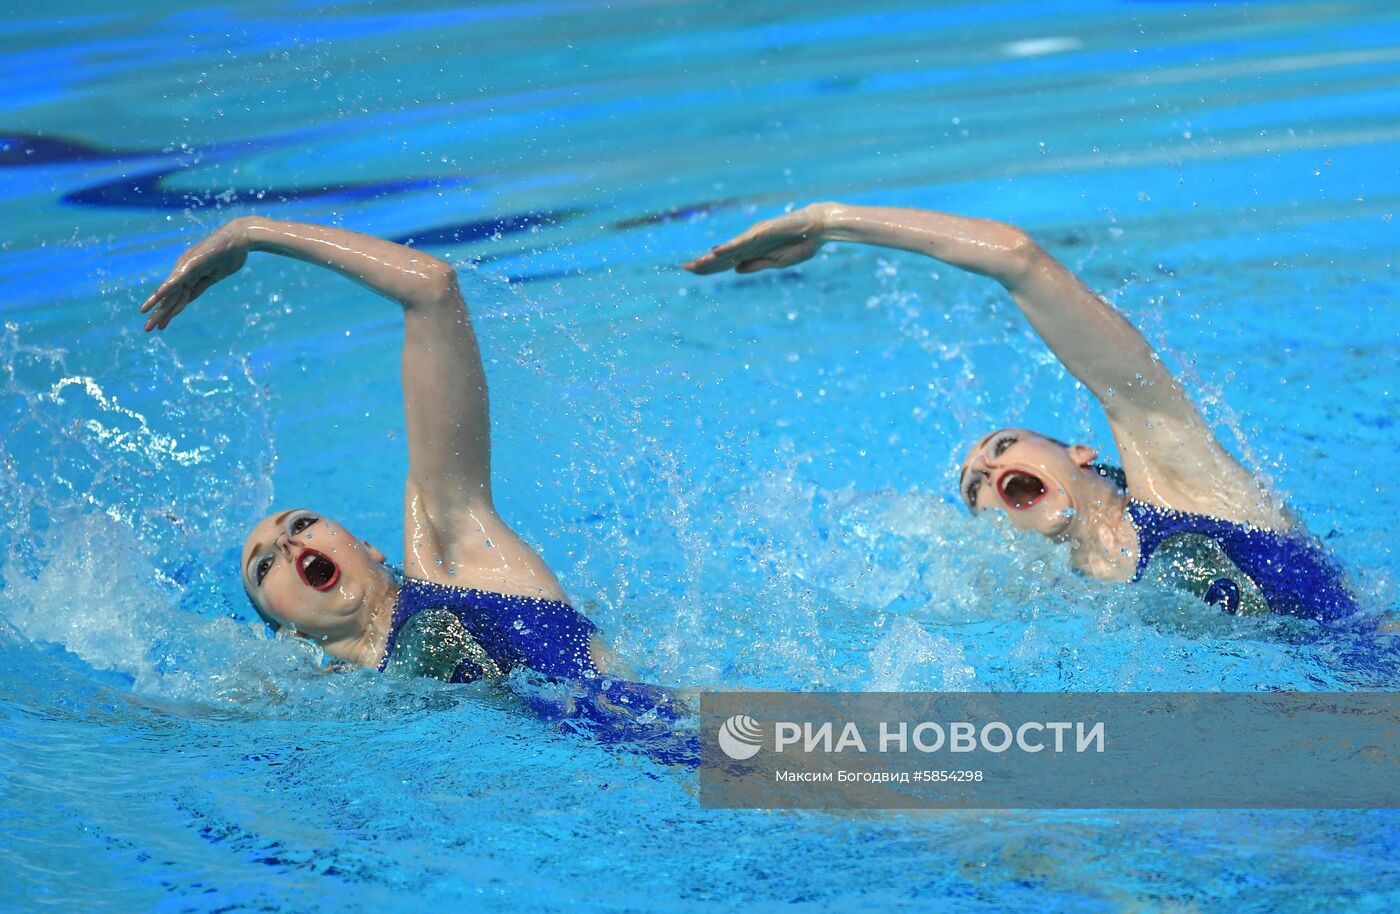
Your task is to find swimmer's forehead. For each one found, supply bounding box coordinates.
[958,427,1056,483]
[960,428,1014,469]
[241,508,305,562]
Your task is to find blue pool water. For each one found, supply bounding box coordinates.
[3,1,1399,910]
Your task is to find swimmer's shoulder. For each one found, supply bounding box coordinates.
[1124,472,1295,533]
[1108,404,1294,531]
[402,565,570,604]
[402,499,569,602]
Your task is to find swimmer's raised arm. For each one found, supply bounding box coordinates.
[141,216,457,329]
[686,204,1182,412]
[687,204,1273,515]
[141,217,566,599]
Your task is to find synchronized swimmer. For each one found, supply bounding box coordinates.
[140,217,682,735]
[687,203,1356,622]
[137,204,1361,708]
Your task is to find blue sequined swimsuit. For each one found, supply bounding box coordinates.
[1125,500,1357,622]
[378,577,601,681]
[378,577,696,764]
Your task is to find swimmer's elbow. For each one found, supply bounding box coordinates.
[422,259,459,297]
[993,226,1045,288]
[405,259,463,311]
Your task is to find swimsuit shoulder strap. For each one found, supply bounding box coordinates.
[1124,499,1181,582]
[376,577,428,671]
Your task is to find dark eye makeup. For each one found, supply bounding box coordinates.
[289,514,318,536]
[251,514,320,587]
[965,435,1019,508]
[965,477,981,508]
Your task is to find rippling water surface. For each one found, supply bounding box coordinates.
[2,1,1399,911]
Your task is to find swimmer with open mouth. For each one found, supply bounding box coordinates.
[686,203,1361,624]
[140,217,683,735]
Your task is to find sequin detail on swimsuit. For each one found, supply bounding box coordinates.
[378,577,599,679]
[377,577,697,763]
[1125,500,1357,621]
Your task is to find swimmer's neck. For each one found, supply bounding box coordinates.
[1061,480,1137,581]
[317,574,400,669]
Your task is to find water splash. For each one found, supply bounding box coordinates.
[0,319,287,700]
[868,616,978,690]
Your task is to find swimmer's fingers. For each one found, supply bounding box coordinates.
[140,268,190,313]
[143,287,191,332]
[141,288,178,330]
[683,234,778,274]
[151,285,205,331]
[732,238,822,274]
[140,253,245,331]
[139,250,207,318]
[144,275,218,330]
[140,273,193,330]
[682,249,736,274]
[686,238,817,275]
[139,226,249,318]
[157,292,192,330]
[684,210,824,274]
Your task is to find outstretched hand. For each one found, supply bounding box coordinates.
[140,219,251,331]
[683,203,832,275]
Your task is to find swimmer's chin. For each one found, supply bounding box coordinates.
[1045,507,1077,542]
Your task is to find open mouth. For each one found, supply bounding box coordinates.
[997,470,1047,510]
[295,548,341,591]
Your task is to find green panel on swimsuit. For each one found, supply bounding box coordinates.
[381,609,502,683]
[1141,534,1271,616]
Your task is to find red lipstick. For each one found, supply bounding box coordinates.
[294,548,341,591]
[996,470,1048,510]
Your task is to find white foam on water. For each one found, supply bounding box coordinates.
[868,616,978,691]
[1002,37,1084,58]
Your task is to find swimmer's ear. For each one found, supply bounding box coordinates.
[1068,444,1098,467]
[364,542,386,564]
